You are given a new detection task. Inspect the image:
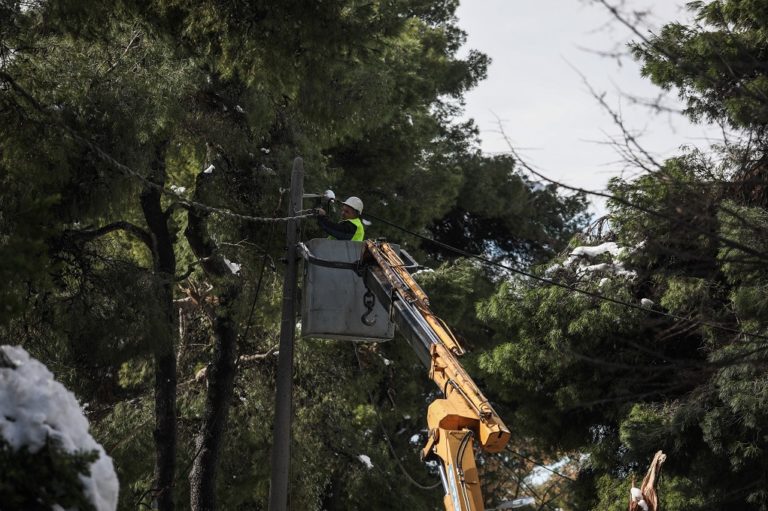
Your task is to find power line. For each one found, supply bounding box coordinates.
[494,123,768,266]
[350,288,575,493]
[239,191,285,349]
[352,344,442,491]
[6,67,767,266]
[362,210,768,343]
[1,71,312,226]
[5,64,766,342]
[506,449,576,482]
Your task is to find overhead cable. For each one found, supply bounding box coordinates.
[0,71,311,225]
[362,211,768,342]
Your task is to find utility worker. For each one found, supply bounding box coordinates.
[316,196,365,241]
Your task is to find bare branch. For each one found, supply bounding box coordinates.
[236,345,278,369]
[164,201,191,218]
[175,264,198,282]
[174,345,280,389]
[595,0,768,106]
[492,117,768,264]
[64,221,152,249]
[566,60,664,171]
[102,29,142,77]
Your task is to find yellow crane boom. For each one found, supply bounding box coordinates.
[361,240,510,511]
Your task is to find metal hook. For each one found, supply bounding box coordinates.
[361,309,377,326]
[361,289,376,326]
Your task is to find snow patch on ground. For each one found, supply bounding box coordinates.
[0,345,119,511]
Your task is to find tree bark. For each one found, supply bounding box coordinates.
[187,286,238,511]
[185,177,243,511]
[140,142,178,511]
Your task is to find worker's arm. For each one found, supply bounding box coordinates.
[317,216,357,240]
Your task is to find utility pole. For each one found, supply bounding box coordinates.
[268,157,304,511]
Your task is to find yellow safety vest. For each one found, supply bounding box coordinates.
[328,217,365,241]
[348,217,365,241]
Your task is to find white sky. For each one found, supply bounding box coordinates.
[456,0,719,215]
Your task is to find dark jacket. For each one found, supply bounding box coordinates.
[317,216,358,240]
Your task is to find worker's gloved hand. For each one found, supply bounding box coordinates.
[316,208,326,216]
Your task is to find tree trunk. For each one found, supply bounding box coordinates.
[185,179,243,511]
[140,142,178,511]
[188,286,239,510]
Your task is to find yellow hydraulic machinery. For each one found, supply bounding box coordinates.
[300,239,511,511]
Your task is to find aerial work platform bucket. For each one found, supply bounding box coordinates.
[299,239,413,342]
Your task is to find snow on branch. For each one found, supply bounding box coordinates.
[547,241,641,281]
[0,346,119,511]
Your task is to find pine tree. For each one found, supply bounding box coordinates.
[0,1,592,509]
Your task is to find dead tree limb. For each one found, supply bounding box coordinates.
[629,450,667,511]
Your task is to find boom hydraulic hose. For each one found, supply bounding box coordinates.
[360,240,511,511]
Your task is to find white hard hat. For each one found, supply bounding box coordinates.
[342,196,363,214]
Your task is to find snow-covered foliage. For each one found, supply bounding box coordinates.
[357,454,374,469]
[222,256,242,275]
[0,346,119,511]
[411,267,435,278]
[547,241,639,280]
